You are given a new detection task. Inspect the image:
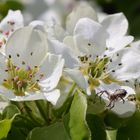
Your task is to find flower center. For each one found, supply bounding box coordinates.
[78,55,109,90]
[2,58,42,96]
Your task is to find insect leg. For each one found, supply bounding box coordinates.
[110,101,115,109]
[93,90,109,103]
[106,100,112,108]
[120,97,125,104]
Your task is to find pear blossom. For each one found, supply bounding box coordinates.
[65,3,133,53]
[61,8,134,95]
[0,26,64,106]
[96,83,136,118]
[0,10,24,54]
[48,16,131,95]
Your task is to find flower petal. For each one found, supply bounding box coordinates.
[106,36,134,54]
[11,92,46,101]
[48,39,78,68]
[43,89,60,106]
[29,20,46,32]
[114,49,140,80]
[101,13,128,39]
[66,2,97,34]
[0,87,15,100]
[110,101,136,118]
[39,53,64,91]
[0,54,7,84]
[6,26,48,68]
[64,68,91,95]
[74,18,108,56]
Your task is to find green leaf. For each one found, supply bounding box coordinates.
[69,91,91,140]
[86,114,106,140]
[6,126,27,140]
[116,129,128,140]
[104,111,130,129]
[0,104,20,139]
[0,119,12,139]
[2,104,20,119]
[116,111,140,140]
[106,130,117,140]
[27,122,70,140]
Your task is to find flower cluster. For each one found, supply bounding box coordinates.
[0,1,140,140]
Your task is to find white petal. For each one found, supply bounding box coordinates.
[0,54,7,84]
[39,53,64,91]
[111,101,136,118]
[6,26,48,68]
[54,90,69,109]
[0,87,15,100]
[48,39,78,68]
[29,20,46,32]
[39,9,62,26]
[74,18,108,56]
[66,2,97,34]
[0,34,7,55]
[64,68,90,95]
[130,40,140,48]
[0,10,24,34]
[11,92,46,101]
[107,36,134,54]
[43,89,60,106]
[115,49,140,80]
[63,36,80,56]
[101,13,128,39]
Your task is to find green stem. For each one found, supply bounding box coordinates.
[68,83,76,96]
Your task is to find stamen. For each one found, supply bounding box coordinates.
[22,61,25,65]
[30,52,33,56]
[17,54,20,57]
[112,70,115,72]
[117,53,119,56]
[9,55,11,58]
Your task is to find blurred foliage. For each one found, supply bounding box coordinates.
[0,0,24,20]
[94,0,140,38]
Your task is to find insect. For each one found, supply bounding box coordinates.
[95,89,127,109]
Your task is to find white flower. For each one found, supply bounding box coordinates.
[0,10,24,54]
[66,3,133,53]
[63,17,108,95]
[0,26,64,106]
[43,4,134,96]
[64,16,134,96]
[96,83,136,118]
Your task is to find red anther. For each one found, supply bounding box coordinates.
[5,31,10,37]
